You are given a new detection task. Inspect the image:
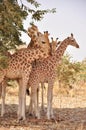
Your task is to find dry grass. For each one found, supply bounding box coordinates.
[0,82,86,130]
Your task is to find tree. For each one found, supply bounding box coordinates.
[78,58,86,83]
[0,0,56,68]
[56,53,81,88]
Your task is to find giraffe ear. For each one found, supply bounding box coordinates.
[57,41,61,45]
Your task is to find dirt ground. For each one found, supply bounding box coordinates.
[0,84,86,130]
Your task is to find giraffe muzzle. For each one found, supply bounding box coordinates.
[76,44,79,48]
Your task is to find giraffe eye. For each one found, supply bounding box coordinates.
[42,41,46,44]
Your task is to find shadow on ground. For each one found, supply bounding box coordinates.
[0,104,86,130]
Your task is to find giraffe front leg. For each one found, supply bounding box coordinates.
[1,80,6,117]
[41,82,45,112]
[20,80,27,120]
[36,88,41,119]
[47,83,54,119]
[21,71,32,121]
[29,92,34,116]
[18,79,22,120]
[19,66,33,121]
[31,87,40,119]
[35,92,40,119]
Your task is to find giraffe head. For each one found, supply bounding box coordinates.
[50,37,61,54]
[27,25,51,56]
[27,24,38,37]
[66,33,79,48]
[51,37,59,52]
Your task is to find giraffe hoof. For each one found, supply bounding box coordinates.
[18,116,26,121]
[19,117,23,121]
[35,115,40,119]
[29,113,33,117]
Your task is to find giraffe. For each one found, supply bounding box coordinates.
[40,37,60,111]
[27,37,59,118]
[0,24,51,120]
[37,37,60,111]
[0,29,51,119]
[26,33,79,119]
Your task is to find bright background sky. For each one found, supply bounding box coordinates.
[21,0,86,62]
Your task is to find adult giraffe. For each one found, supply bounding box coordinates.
[26,34,79,119]
[0,24,51,120]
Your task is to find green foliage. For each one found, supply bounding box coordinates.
[7,79,18,88]
[27,0,40,8]
[0,0,27,53]
[78,59,86,82]
[0,54,9,69]
[56,53,84,87]
[19,0,56,21]
[32,8,56,21]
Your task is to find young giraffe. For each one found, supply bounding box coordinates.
[0,24,51,120]
[27,37,59,118]
[39,37,60,111]
[27,34,79,119]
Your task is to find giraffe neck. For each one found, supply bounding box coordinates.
[7,47,49,67]
[27,47,48,62]
[51,39,68,65]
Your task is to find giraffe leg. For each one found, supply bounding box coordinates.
[35,92,40,119]
[41,82,45,111]
[18,79,22,120]
[20,80,27,120]
[47,83,54,119]
[1,80,6,117]
[37,87,39,110]
[31,87,40,119]
[36,85,40,118]
[28,94,34,116]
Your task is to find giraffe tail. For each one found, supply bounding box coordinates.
[26,89,30,96]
